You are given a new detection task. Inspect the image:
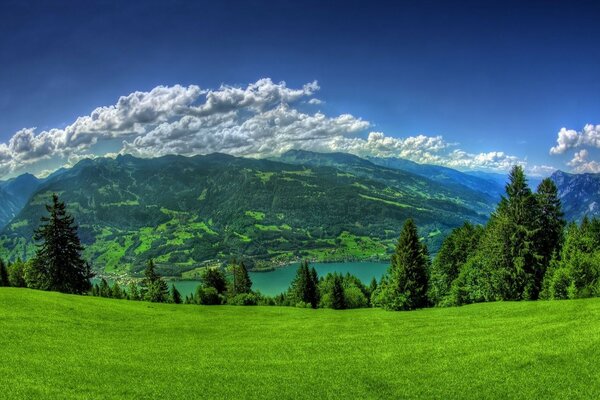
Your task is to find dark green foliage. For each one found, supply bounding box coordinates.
[331,274,346,310]
[230,261,252,295]
[227,292,260,306]
[142,259,169,302]
[7,259,26,287]
[28,194,93,294]
[196,286,222,305]
[429,222,483,305]
[99,278,111,297]
[0,259,8,286]
[289,261,319,308]
[201,268,227,294]
[111,282,124,299]
[128,281,141,300]
[171,285,182,304]
[91,283,99,296]
[375,219,429,310]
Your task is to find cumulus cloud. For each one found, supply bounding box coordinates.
[566,149,600,173]
[550,124,600,155]
[0,78,535,178]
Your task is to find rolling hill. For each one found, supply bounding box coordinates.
[0,152,493,275]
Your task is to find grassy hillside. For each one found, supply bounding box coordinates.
[1,288,599,399]
[0,153,491,274]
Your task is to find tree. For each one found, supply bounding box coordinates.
[8,259,27,287]
[201,268,227,294]
[128,281,141,300]
[171,285,182,304]
[375,219,429,310]
[289,260,319,308]
[99,278,111,297]
[231,261,252,295]
[534,178,565,295]
[331,274,346,310]
[111,282,124,299]
[429,222,483,305]
[143,260,169,302]
[0,259,8,286]
[28,194,93,293]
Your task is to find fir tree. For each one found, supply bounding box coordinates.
[0,259,8,286]
[143,259,169,302]
[29,194,93,294]
[201,268,227,294]
[111,282,124,299]
[376,219,429,310]
[99,278,111,297]
[171,285,182,304]
[128,281,141,300]
[289,260,319,308]
[231,261,252,295]
[331,273,346,310]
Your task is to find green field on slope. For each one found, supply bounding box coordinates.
[1,288,599,399]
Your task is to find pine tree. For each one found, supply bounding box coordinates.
[289,261,319,308]
[171,285,182,304]
[201,268,227,294]
[0,259,8,286]
[99,278,111,297]
[111,282,124,299]
[29,194,93,293]
[231,261,252,295]
[376,219,430,310]
[331,273,346,310]
[128,281,141,300]
[143,259,169,302]
[534,178,566,296]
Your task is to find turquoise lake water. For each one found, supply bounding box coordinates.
[97,261,389,297]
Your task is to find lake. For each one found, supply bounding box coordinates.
[97,261,389,298]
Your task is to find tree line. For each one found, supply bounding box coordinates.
[1,166,598,311]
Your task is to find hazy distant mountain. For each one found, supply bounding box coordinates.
[0,152,492,274]
[551,170,600,221]
[0,173,40,229]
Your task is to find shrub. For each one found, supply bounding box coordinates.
[196,286,222,305]
[228,293,259,306]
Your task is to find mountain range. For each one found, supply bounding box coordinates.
[0,150,596,276]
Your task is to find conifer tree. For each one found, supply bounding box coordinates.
[99,278,111,297]
[28,194,93,294]
[331,273,346,310]
[231,261,252,295]
[376,219,429,310]
[0,259,8,286]
[534,178,566,294]
[171,285,182,304]
[111,282,124,299]
[143,259,169,302]
[290,260,319,308]
[128,281,141,300]
[201,268,227,294]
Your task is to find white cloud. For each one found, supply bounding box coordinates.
[307,98,323,105]
[0,78,537,178]
[566,149,600,173]
[550,124,600,155]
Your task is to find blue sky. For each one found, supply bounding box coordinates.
[0,0,599,177]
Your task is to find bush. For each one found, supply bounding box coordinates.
[344,286,368,309]
[228,293,259,306]
[196,286,222,305]
[8,261,27,288]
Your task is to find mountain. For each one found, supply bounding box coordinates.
[365,156,505,201]
[551,170,600,221]
[0,173,41,229]
[0,152,492,275]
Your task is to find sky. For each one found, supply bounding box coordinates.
[0,0,599,178]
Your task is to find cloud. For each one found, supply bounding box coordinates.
[550,124,600,155]
[566,149,600,173]
[0,78,535,178]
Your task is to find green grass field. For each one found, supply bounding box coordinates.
[1,288,600,399]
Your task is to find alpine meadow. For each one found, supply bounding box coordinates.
[2,1,600,399]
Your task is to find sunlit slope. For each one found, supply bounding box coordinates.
[1,288,599,399]
[0,153,491,273]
